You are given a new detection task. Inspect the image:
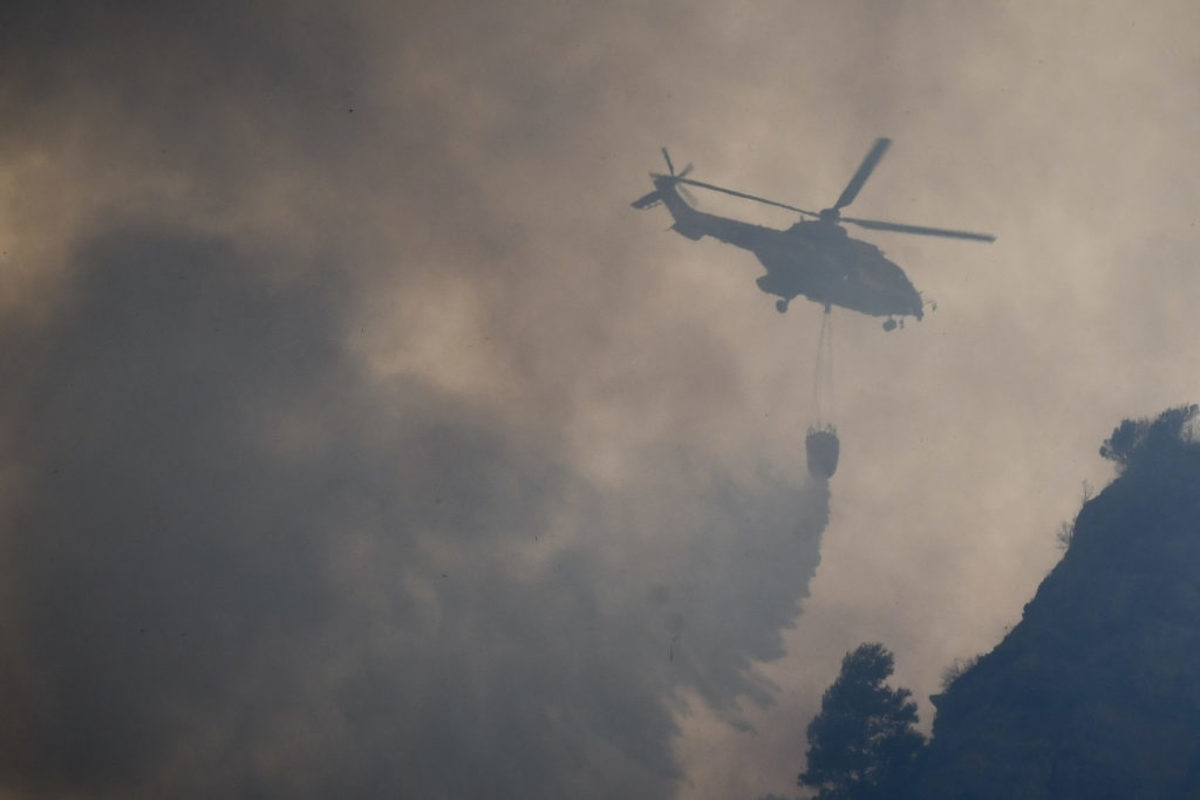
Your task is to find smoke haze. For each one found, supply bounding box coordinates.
[2,1,1199,798]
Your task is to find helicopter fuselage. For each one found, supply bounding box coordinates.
[644,173,925,321]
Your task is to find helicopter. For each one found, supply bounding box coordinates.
[631,138,994,330]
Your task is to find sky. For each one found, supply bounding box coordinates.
[1,1,1199,798]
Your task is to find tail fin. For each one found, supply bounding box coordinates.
[631,190,661,209]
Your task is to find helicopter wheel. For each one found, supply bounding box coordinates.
[882,317,897,332]
[775,299,789,314]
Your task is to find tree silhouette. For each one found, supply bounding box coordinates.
[1100,404,1198,470]
[799,643,925,800]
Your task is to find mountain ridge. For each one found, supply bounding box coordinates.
[916,405,1200,799]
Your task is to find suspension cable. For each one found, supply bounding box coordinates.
[812,307,834,429]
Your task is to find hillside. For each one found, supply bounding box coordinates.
[916,406,1200,798]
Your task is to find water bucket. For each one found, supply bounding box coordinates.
[806,425,840,479]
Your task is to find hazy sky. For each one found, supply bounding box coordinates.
[2,1,1199,798]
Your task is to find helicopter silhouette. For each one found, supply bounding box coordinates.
[631,138,994,330]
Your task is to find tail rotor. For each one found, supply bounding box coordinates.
[661,148,698,204]
[661,147,675,176]
[630,146,700,209]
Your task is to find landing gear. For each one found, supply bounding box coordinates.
[882,317,898,332]
[775,299,789,314]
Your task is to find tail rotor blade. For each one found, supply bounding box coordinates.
[677,163,693,179]
[834,137,891,210]
[661,147,676,176]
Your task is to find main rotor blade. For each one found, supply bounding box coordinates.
[841,216,996,242]
[675,177,819,217]
[834,137,891,210]
[661,147,675,175]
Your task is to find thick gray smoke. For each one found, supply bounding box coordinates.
[0,226,827,798]
[0,3,837,797]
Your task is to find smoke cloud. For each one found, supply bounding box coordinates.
[8,1,1197,798]
[0,158,827,800]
